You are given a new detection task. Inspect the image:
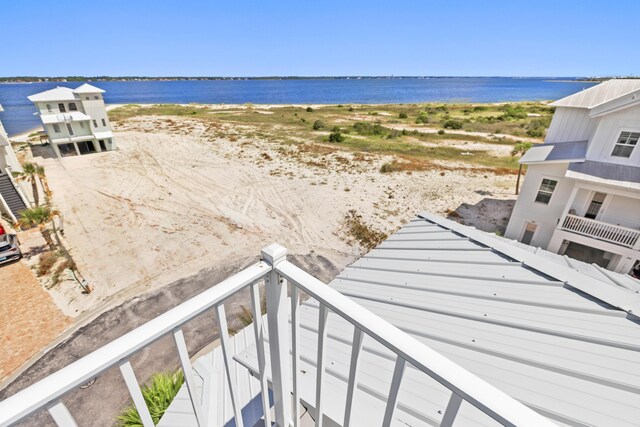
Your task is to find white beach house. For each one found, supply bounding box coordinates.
[505,79,640,274]
[27,84,116,158]
[1,213,639,427]
[0,105,29,222]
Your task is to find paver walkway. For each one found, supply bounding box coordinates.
[0,260,71,382]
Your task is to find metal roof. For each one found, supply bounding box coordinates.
[318,213,640,426]
[550,79,640,109]
[73,83,105,94]
[27,84,106,102]
[496,237,640,294]
[519,141,587,164]
[567,161,640,189]
[27,87,79,102]
[163,213,640,426]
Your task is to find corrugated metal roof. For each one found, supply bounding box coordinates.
[73,83,105,94]
[550,79,640,109]
[165,213,640,426]
[28,84,106,102]
[496,236,640,293]
[27,87,79,102]
[519,141,587,164]
[321,214,640,426]
[568,160,640,183]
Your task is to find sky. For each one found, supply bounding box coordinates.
[2,0,639,77]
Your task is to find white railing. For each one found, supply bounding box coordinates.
[0,244,555,427]
[560,214,640,248]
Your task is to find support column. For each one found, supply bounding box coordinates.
[52,143,61,159]
[262,243,292,427]
[558,185,580,229]
[72,142,81,156]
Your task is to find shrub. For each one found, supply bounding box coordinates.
[437,129,446,135]
[118,371,184,426]
[525,117,551,137]
[306,106,313,112]
[348,106,354,111]
[398,112,408,119]
[37,251,59,276]
[499,104,527,121]
[312,120,325,130]
[380,162,401,173]
[511,141,533,156]
[352,121,385,136]
[328,127,345,143]
[526,127,545,137]
[386,129,402,139]
[342,209,387,251]
[443,120,463,130]
[415,112,429,124]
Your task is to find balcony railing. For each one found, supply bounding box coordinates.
[0,244,555,427]
[560,214,640,248]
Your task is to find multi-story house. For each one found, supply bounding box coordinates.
[27,84,116,158]
[505,79,640,274]
[0,104,29,222]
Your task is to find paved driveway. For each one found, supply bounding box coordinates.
[0,260,71,382]
[0,254,338,426]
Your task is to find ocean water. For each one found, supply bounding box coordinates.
[0,77,597,136]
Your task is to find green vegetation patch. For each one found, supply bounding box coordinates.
[118,371,184,426]
[109,101,551,173]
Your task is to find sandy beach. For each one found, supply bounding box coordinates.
[21,108,517,316]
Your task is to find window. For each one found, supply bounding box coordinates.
[58,103,66,113]
[611,131,639,158]
[101,118,107,127]
[69,103,77,111]
[93,120,98,128]
[66,123,74,136]
[85,97,90,100]
[94,95,99,99]
[535,179,557,204]
[79,121,85,129]
[46,104,52,112]
[52,123,60,133]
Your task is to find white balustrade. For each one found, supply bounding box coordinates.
[0,245,556,427]
[561,214,640,248]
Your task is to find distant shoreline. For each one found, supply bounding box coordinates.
[0,76,595,83]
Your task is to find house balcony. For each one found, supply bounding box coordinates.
[560,214,640,249]
[49,130,94,144]
[0,244,554,427]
